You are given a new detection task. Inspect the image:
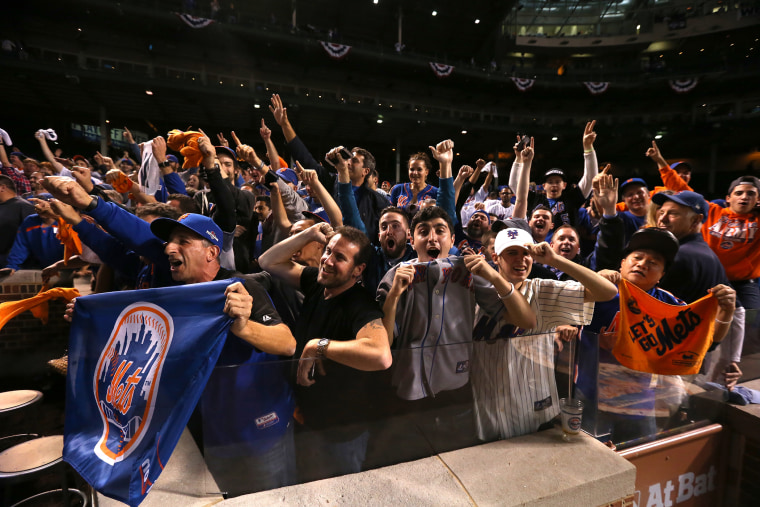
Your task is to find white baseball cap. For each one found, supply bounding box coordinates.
[494,228,535,255]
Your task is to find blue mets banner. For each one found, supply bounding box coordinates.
[62,279,236,506]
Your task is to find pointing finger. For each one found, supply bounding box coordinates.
[230,131,242,147]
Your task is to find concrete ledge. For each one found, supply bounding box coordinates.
[228,428,635,506]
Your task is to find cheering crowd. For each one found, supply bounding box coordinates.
[0,94,757,495]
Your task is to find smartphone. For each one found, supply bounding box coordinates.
[516,135,529,151]
[324,147,353,167]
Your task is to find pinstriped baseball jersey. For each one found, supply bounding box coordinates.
[470,278,594,441]
[377,256,503,401]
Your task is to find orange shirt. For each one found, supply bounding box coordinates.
[615,165,692,212]
[702,203,760,281]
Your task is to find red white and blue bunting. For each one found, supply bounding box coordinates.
[583,82,609,95]
[429,62,455,78]
[511,77,535,92]
[669,78,698,93]
[174,13,215,29]
[319,41,352,60]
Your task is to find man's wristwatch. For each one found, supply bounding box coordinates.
[158,160,172,168]
[316,338,330,358]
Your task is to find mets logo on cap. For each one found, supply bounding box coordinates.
[93,302,174,465]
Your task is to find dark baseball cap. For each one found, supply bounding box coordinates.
[620,177,648,194]
[728,175,760,194]
[544,168,566,182]
[151,213,223,249]
[652,190,709,223]
[214,146,238,165]
[491,218,532,234]
[166,154,179,163]
[623,228,679,267]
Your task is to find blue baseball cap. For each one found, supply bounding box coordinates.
[166,154,179,163]
[214,146,238,165]
[277,168,299,186]
[150,213,223,249]
[470,209,491,224]
[652,190,709,223]
[620,177,648,194]
[670,161,691,172]
[302,207,330,224]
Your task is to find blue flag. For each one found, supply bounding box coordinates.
[63,279,236,506]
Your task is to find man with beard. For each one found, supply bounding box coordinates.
[259,222,391,482]
[363,206,416,292]
[456,209,491,253]
[485,185,514,220]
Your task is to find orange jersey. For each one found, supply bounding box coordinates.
[702,203,760,281]
[615,165,692,212]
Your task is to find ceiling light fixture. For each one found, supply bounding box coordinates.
[655,134,663,139]
[432,10,437,16]
[551,136,558,141]
[145,90,153,95]
[475,19,480,24]
[461,130,467,134]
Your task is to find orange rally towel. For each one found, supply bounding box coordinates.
[167,130,203,170]
[0,287,80,328]
[56,220,82,265]
[107,170,134,193]
[613,279,719,375]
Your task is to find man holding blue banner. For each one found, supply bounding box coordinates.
[53,179,298,503]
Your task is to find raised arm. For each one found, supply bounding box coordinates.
[330,146,366,233]
[269,93,297,143]
[300,163,343,227]
[577,120,599,198]
[464,254,537,330]
[259,222,332,288]
[380,265,415,345]
[34,131,66,173]
[512,137,535,220]
[646,140,693,192]
[709,284,736,344]
[429,139,457,223]
[528,242,618,302]
[268,182,293,240]
[260,118,281,171]
[454,164,474,202]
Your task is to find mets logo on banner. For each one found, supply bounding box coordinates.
[93,302,174,465]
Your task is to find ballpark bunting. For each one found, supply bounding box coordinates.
[429,62,455,78]
[584,82,609,95]
[613,279,718,375]
[174,12,215,29]
[319,41,352,59]
[511,77,535,91]
[63,280,235,506]
[669,78,698,93]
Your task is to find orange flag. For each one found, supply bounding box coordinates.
[56,219,82,265]
[167,130,203,170]
[613,280,719,375]
[0,287,80,328]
